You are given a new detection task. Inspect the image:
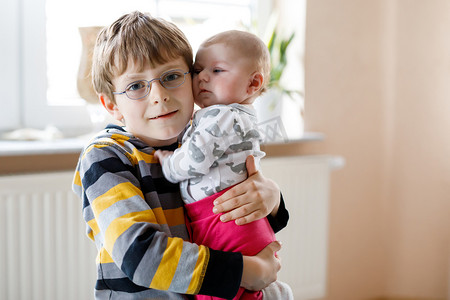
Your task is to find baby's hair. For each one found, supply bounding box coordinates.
[201,30,271,93]
[92,11,193,102]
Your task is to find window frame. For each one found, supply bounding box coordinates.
[1,0,278,136]
[0,0,23,131]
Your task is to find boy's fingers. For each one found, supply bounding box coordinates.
[234,210,262,225]
[218,203,261,224]
[214,155,258,207]
[269,241,282,253]
[245,155,257,176]
[217,200,252,221]
[213,187,244,209]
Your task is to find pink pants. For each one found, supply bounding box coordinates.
[185,188,276,300]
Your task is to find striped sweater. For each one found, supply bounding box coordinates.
[72,124,288,299]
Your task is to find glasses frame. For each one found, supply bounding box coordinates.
[113,69,190,100]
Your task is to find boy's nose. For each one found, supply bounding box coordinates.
[149,81,169,104]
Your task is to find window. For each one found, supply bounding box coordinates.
[1,0,304,137]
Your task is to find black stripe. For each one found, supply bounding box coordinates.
[141,175,179,195]
[95,277,149,293]
[82,157,135,209]
[121,224,156,279]
[83,157,134,187]
[267,193,289,233]
[82,192,90,210]
[198,249,242,299]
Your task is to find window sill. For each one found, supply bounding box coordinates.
[0,138,85,176]
[0,132,325,175]
[0,138,85,156]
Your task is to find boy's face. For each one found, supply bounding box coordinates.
[192,43,255,108]
[104,58,194,147]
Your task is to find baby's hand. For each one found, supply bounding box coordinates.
[154,150,173,163]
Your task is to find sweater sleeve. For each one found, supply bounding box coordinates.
[267,193,289,233]
[73,140,242,298]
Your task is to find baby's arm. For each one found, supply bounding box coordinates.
[154,149,173,164]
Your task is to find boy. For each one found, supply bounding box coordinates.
[72,11,288,299]
[154,31,293,299]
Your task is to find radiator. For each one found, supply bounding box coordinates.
[0,155,339,300]
[0,171,97,300]
[261,155,338,300]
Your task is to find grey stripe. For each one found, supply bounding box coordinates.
[155,192,184,210]
[97,195,153,237]
[97,262,127,279]
[131,232,167,287]
[167,224,189,241]
[83,206,95,223]
[87,170,140,202]
[72,183,82,196]
[168,242,198,293]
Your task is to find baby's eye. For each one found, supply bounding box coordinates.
[127,81,147,91]
[192,69,201,75]
[213,68,224,73]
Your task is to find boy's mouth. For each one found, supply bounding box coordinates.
[150,110,178,120]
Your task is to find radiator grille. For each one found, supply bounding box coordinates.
[261,155,331,299]
[0,172,96,300]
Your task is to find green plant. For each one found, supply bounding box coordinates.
[266,29,302,100]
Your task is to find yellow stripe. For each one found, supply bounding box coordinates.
[150,237,183,290]
[104,210,156,254]
[152,207,165,224]
[150,207,184,227]
[96,247,114,264]
[131,147,157,164]
[91,182,144,216]
[81,143,110,160]
[73,171,82,187]
[87,230,95,241]
[164,207,186,227]
[186,245,210,294]
[111,133,129,143]
[87,218,100,239]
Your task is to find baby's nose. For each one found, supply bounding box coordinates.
[198,70,209,81]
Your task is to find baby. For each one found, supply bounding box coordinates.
[155,30,293,300]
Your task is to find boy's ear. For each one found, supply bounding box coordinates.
[99,94,123,121]
[247,72,264,96]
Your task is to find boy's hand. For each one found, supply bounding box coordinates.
[154,150,173,163]
[212,155,280,225]
[241,241,282,291]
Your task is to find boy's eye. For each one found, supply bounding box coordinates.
[213,68,224,73]
[127,81,147,91]
[162,71,182,82]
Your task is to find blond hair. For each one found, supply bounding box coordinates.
[200,30,271,94]
[92,11,193,102]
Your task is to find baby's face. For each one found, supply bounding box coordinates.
[192,43,254,108]
[110,57,194,147]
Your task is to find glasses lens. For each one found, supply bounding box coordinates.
[126,81,149,100]
[161,70,185,89]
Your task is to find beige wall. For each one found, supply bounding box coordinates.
[304,0,450,299]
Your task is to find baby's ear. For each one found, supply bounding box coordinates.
[247,72,264,96]
[100,94,123,121]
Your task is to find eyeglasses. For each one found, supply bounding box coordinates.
[113,69,190,100]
